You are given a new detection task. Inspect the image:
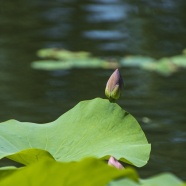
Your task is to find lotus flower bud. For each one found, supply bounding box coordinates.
[108,156,124,169]
[105,69,123,101]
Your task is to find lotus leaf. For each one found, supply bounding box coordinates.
[0,98,150,166]
[0,158,138,186]
[120,56,155,67]
[170,55,186,68]
[37,48,91,60]
[110,173,185,186]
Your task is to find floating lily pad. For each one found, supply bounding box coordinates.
[32,48,186,76]
[32,48,119,70]
[31,59,119,70]
[0,98,150,167]
[169,55,186,68]
[120,55,179,76]
[120,56,155,67]
[37,48,91,60]
[143,58,178,76]
[33,48,119,70]
[119,53,186,76]
[31,60,73,70]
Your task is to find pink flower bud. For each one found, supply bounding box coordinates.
[105,69,123,101]
[108,156,124,169]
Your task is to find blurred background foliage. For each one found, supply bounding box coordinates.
[0,0,186,180]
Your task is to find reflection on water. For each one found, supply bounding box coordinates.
[1,0,186,56]
[0,0,186,180]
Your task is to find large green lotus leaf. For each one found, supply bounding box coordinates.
[141,173,185,186]
[109,173,185,186]
[0,158,138,186]
[0,98,150,167]
[0,150,54,180]
[0,166,18,181]
[7,149,55,165]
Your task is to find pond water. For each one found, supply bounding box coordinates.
[0,0,186,180]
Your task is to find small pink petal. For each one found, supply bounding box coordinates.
[108,156,124,169]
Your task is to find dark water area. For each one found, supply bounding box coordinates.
[0,0,186,180]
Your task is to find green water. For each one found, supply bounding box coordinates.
[0,0,186,180]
